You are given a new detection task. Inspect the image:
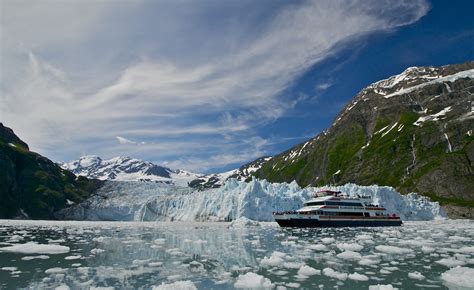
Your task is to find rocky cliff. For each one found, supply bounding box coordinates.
[0,123,102,219]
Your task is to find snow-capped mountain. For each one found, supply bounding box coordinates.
[60,156,200,187]
[61,155,272,188]
[188,156,272,190]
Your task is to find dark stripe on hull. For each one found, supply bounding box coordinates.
[275,219,402,228]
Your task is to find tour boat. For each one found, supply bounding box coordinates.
[273,190,402,227]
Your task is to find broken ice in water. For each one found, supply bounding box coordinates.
[0,219,473,289]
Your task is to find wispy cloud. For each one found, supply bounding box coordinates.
[316,81,334,91]
[0,0,429,172]
[116,136,137,145]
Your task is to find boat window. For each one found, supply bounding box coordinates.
[364,212,369,217]
[305,201,325,206]
[339,212,364,216]
[319,211,364,216]
[325,201,364,207]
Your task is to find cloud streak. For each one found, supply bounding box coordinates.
[1,0,429,172]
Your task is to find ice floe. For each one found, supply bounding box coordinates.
[441,266,474,289]
[0,242,70,254]
[152,280,197,290]
[234,272,273,289]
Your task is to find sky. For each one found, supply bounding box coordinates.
[1,0,473,173]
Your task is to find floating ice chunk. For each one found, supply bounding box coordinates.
[55,285,70,290]
[21,255,50,260]
[230,217,260,228]
[45,267,67,274]
[375,245,413,254]
[149,262,163,267]
[65,255,82,260]
[337,251,362,261]
[348,272,369,281]
[321,238,335,244]
[152,280,197,290]
[167,275,182,281]
[421,246,435,253]
[285,282,300,288]
[297,265,320,276]
[435,258,466,268]
[322,267,348,281]
[47,238,66,244]
[441,266,474,289]
[90,287,115,290]
[90,248,105,255]
[355,234,372,240]
[260,251,286,267]
[1,267,17,271]
[359,257,380,266]
[459,246,474,254]
[283,262,304,269]
[337,243,363,252]
[0,242,70,254]
[369,285,398,290]
[408,272,425,280]
[234,272,273,289]
[308,244,329,251]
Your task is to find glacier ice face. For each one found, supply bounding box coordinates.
[60,178,446,222]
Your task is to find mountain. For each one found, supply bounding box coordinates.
[188,156,272,190]
[0,123,102,219]
[254,62,474,218]
[61,156,272,189]
[60,156,199,187]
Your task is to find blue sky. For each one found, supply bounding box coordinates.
[1,0,473,173]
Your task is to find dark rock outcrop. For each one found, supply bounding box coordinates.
[0,123,102,219]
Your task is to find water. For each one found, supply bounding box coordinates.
[0,220,473,289]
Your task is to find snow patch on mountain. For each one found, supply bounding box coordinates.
[59,178,446,222]
[375,69,474,99]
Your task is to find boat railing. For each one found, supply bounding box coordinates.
[272,211,298,215]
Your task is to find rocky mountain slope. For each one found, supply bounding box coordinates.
[254,62,474,218]
[0,123,102,219]
[61,156,272,189]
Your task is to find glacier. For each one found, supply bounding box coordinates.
[59,178,445,222]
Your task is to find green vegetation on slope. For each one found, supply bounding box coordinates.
[0,123,102,219]
[254,62,474,215]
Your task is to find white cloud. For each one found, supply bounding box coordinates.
[316,82,334,91]
[0,0,429,172]
[116,136,137,145]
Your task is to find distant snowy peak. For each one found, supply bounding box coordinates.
[188,156,272,190]
[61,155,272,188]
[61,156,199,186]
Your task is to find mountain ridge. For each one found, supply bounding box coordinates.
[61,155,272,189]
[254,61,474,218]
